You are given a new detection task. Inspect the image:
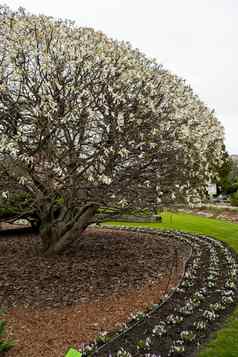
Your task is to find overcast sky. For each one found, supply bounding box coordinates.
[4,0,238,154]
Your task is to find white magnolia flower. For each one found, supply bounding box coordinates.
[1,191,9,199]
[117,112,124,126]
[118,198,128,207]
[149,142,157,149]
[118,148,129,158]
[99,174,112,185]
[18,176,26,185]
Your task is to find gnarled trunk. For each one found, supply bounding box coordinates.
[39,204,97,255]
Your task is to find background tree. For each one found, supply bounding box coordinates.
[215,153,238,195]
[0,5,225,254]
[229,156,238,182]
[214,147,233,195]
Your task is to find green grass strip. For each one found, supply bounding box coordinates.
[107,211,238,357]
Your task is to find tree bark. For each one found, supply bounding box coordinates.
[40,204,97,255]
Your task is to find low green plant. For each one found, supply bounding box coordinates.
[0,312,15,353]
[64,347,82,357]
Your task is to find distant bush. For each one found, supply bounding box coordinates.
[231,191,238,206]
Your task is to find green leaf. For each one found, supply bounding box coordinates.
[0,339,15,351]
[0,320,6,337]
[65,347,82,357]
[0,309,6,316]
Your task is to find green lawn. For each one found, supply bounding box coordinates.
[107,211,238,357]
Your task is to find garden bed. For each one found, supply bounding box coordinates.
[1,227,189,357]
[84,227,238,356]
[1,226,237,356]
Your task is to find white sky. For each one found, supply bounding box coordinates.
[4,0,238,154]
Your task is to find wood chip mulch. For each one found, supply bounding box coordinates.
[0,227,190,357]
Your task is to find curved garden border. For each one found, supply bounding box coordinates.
[77,226,238,357]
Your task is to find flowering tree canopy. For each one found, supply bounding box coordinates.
[0,5,225,254]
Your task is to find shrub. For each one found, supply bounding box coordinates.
[231,191,238,206]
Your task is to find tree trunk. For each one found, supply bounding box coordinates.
[40,204,97,255]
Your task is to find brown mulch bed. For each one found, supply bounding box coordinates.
[0,227,190,357]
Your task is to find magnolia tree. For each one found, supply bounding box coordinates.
[0,6,225,254]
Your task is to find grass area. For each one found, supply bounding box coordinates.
[106,211,238,357]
